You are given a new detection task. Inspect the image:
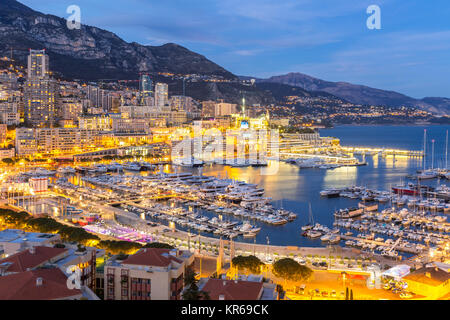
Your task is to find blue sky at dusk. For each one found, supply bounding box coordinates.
[20,0,450,98]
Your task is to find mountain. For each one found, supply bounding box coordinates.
[421,97,450,115]
[257,72,447,115]
[255,82,344,102]
[0,0,235,80]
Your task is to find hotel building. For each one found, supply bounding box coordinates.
[104,248,194,300]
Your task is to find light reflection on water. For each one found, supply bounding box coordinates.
[60,125,450,247]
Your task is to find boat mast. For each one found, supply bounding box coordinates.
[309,203,314,225]
[446,130,448,170]
[423,129,427,171]
[431,139,435,170]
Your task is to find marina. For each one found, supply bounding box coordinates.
[3,125,450,260]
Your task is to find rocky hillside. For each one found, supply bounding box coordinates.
[258,72,448,115]
[0,0,235,80]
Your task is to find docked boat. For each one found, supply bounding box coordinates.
[320,189,341,198]
[334,207,364,219]
[57,166,76,174]
[303,230,322,239]
[417,170,438,180]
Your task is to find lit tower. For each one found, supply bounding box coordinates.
[27,49,49,79]
[139,74,153,105]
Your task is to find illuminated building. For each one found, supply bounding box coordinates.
[112,117,151,134]
[139,74,153,105]
[79,114,112,131]
[104,248,194,300]
[0,124,6,145]
[27,49,49,79]
[171,95,193,111]
[154,82,169,110]
[215,101,237,117]
[60,99,83,122]
[201,100,216,118]
[15,127,37,155]
[15,127,114,155]
[0,111,20,125]
[24,50,58,127]
[23,78,58,127]
[403,266,450,299]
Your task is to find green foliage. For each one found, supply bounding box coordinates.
[272,258,313,282]
[1,158,14,165]
[26,217,63,233]
[182,268,210,300]
[0,209,152,255]
[232,255,264,275]
[0,209,30,225]
[143,242,174,249]
[97,240,142,254]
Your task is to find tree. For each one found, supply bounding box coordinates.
[98,240,142,254]
[143,242,174,249]
[2,158,14,165]
[182,267,210,300]
[272,258,313,282]
[232,255,264,275]
[345,287,349,300]
[350,289,354,300]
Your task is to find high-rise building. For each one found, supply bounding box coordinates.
[154,83,169,110]
[23,78,58,127]
[139,74,153,105]
[27,49,49,79]
[24,49,58,127]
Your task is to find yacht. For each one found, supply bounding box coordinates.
[173,157,204,167]
[57,166,76,174]
[417,170,438,180]
[303,230,322,239]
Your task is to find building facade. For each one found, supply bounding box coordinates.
[104,248,194,300]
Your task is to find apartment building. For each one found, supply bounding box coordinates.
[104,248,194,300]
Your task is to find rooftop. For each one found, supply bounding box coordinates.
[0,268,82,300]
[403,267,450,287]
[0,229,59,244]
[199,278,264,300]
[0,246,68,273]
[121,248,186,268]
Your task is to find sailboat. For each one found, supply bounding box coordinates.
[301,204,314,231]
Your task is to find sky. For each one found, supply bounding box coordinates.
[19,0,450,99]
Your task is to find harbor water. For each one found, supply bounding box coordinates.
[175,125,450,247]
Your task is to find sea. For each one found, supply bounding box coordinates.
[174,125,450,247]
